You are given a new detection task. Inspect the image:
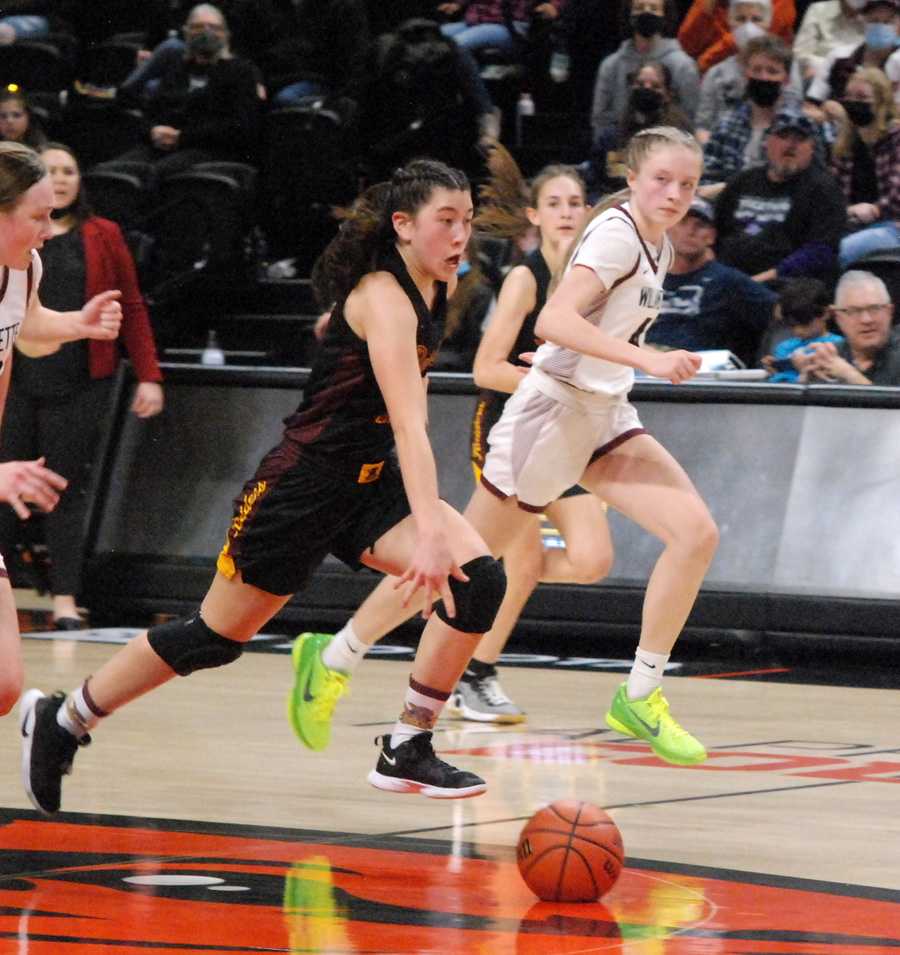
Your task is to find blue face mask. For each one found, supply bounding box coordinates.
[865,21,899,49]
[457,260,471,277]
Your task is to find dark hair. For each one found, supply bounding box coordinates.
[312,158,470,309]
[778,277,831,325]
[0,89,47,150]
[0,140,46,212]
[39,142,93,227]
[620,61,693,139]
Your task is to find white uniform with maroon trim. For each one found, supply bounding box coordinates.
[0,250,42,575]
[481,203,672,510]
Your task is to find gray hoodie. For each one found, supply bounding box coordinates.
[591,37,701,141]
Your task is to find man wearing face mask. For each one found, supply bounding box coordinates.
[678,0,796,74]
[806,0,900,104]
[695,0,804,140]
[590,0,700,141]
[714,108,847,284]
[114,3,261,177]
[702,34,822,185]
[829,67,900,268]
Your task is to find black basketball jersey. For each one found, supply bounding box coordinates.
[280,246,447,471]
[474,248,551,449]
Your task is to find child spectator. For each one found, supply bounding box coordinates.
[763,276,844,381]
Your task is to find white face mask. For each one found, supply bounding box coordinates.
[732,19,768,48]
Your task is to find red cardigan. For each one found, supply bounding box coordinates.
[80,216,162,383]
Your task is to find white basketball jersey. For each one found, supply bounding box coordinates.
[0,250,41,376]
[532,202,672,397]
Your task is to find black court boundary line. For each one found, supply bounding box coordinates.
[2,803,898,905]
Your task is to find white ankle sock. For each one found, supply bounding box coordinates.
[626,648,669,700]
[320,621,367,675]
[56,681,105,738]
[391,678,448,745]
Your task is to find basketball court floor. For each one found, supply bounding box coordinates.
[1,615,898,954]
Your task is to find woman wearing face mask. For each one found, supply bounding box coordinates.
[591,0,700,144]
[830,67,900,268]
[678,0,796,74]
[113,3,261,178]
[591,62,694,190]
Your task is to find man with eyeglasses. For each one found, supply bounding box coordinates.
[802,269,900,384]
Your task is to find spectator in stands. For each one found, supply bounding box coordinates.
[829,67,900,268]
[886,43,900,106]
[793,0,864,83]
[437,0,562,60]
[806,0,900,105]
[114,4,261,177]
[591,0,701,142]
[762,276,844,380]
[646,196,776,364]
[0,143,163,629]
[714,108,847,282]
[262,0,370,107]
[0,3,51,45]
[0,89,47,150]
[590,61,694,190]
[803,269,900,382]
[678,0,796,74]
[695,1,804,140]
[702,35,809,185]
[356,17,493,179]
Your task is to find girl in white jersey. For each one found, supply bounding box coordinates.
[295,127,716,768]
[0,141,122,716]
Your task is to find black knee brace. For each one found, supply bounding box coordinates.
[436,555,506,634]
[147,613,244,676]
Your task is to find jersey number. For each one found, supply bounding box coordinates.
[628,318,653,347]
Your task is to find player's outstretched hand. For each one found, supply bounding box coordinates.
[393,533,470,621]
[0,457,67,518]
[78,290,122,340]
[644,349,702,384]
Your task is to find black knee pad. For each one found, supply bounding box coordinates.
[147,612,244,676]
[436,555,506,634]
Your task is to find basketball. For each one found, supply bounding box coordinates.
[516,800,624,902]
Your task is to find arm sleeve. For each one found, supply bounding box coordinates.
[571,217,640,290]
[590,56,615,139]
[107,225,163,383]
[776,241,837,278]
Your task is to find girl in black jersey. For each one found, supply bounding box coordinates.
[451,148,613,721]
[289,149,613,733]
[21,160,508,814]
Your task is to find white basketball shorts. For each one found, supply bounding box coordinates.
[481,369,646,511]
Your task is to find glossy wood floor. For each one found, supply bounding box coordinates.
[1,626,898,954]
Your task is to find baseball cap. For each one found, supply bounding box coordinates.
[686,197,715,222]
[768,109,818,138]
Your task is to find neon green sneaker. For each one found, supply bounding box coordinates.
[287,633,349,752]
[604,683,707,766]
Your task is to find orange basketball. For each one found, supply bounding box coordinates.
[516,800,624,902]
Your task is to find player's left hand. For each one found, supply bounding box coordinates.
[131,381,164,418]
[78,290,122,340]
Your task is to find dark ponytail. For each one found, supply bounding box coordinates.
[312,158,470,309]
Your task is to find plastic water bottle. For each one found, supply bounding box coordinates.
[201,329,225,366]
[515,91,535,145]
[549,51,570,84]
